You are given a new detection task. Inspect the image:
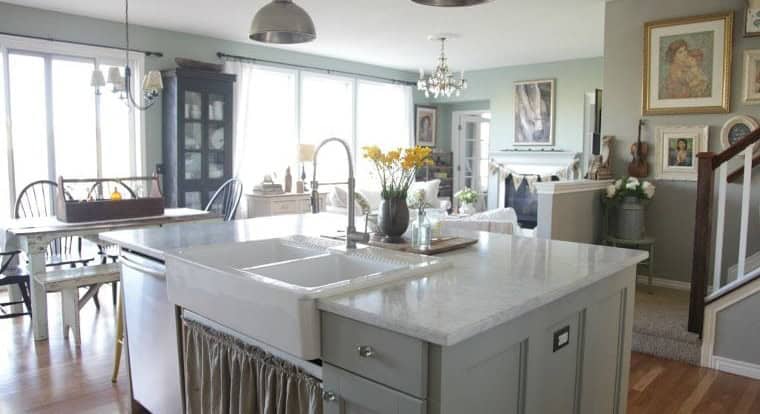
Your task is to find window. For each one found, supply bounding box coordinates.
[300,73,354,183]
[0,36,143,217]
[356,80,413,185]
[227,60,413,191]
[0,52,9,219]
[8,53,49,196]
[232,64,297,186]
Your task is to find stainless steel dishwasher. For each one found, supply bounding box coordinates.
[120,249,183,414]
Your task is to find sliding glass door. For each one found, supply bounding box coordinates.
[0,37,142,216]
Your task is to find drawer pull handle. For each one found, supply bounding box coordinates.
[323,390,338,402]
[357,345,374,358]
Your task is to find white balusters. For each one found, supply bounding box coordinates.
[713,163,727,291]
[736,148,753,280]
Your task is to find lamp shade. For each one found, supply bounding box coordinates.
[107,67,123,84]
[90,69,106,88]
[142,70,164,92]
[249,0,316,44]
[298,143,315,162]
[411,0,494,6]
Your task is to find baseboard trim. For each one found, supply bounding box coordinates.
[636,275,691,291]
[711,356,760,380]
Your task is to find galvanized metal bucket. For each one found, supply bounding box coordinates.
[616,196,645,240]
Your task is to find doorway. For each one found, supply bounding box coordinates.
[452,110,491,211]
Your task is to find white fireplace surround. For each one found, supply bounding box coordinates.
[487,150,582,210]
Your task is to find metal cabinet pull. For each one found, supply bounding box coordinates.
[322,390,337,402]
[357,345,374,358]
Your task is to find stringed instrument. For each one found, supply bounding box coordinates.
[628,119,649,177]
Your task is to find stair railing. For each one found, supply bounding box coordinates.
[689,127,760,335]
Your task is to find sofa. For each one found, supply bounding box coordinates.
[324,179,445,215]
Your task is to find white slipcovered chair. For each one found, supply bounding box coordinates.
[439,207,535,237]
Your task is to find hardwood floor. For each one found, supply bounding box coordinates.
[628,352,760,413]
[0,290,130,413]
[2,289,760,413]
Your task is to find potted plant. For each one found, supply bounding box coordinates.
[605,177,655,240]
[454,187,479,215]
[363,145,433,243]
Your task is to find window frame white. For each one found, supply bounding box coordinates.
[0,34,145,216]
[232,61,414,185]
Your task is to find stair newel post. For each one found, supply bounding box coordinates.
[688,152,715,335]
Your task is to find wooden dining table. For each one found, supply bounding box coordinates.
[0,208,218,341]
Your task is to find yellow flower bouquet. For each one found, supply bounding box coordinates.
[362,145,433,200]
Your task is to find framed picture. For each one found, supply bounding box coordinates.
[643,12,733,115]
[720,115,759,152]
[743,49,760,103]
[514,79,555,146]
[415,105,437,147]
[746,0,760,37]
[654,125,709,181]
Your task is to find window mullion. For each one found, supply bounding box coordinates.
[295,70,302,146]
[351,78,358,167]
[44,54,56,183]
[2,47,17,213]
[94,60,103,179]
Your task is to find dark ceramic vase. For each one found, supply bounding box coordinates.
[377,197,409,243]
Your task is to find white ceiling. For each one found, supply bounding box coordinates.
[5,0,606,72]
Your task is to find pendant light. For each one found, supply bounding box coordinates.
[249,0,316,44]
[411,0,494,6]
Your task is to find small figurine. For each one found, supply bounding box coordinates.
[284,167,293,193]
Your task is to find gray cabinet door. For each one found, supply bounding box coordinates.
[323,363,426,414]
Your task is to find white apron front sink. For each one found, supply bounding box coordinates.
[166,235,449,359]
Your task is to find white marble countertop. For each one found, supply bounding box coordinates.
[101,213,647,346]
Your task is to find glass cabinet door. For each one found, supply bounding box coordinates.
[207,93,226,180]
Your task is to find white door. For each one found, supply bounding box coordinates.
[454,112,491,211]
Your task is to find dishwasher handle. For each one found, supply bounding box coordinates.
[120,254,166,278]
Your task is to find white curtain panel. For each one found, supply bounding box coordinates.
[224,59,255,218]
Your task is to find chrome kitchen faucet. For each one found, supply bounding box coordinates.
[310,137,369,249]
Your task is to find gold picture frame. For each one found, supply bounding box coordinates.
[643,12,733,115]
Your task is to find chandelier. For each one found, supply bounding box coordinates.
[417,36,467,99]
[90,0,163,111]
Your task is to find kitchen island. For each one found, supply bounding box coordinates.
[102,213,646,414]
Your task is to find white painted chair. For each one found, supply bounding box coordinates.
[34,263,121,344]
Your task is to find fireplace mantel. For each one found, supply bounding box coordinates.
[489,150,582,178]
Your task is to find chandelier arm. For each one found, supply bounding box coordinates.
[123,66,158,110]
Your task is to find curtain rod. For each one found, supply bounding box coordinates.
[0,31,163,57]
[217,52,415,86]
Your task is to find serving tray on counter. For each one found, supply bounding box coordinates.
[322,233,478,255]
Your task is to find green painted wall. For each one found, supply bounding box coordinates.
[603,0,760,284]
[415,57,604,155]
[0,2,418,174]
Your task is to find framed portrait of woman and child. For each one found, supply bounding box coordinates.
[643,12,733,115]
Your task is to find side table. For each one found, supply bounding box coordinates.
[604,235,655,292]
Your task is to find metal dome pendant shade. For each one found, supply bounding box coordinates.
[412,0,494,6]
[250,0,316,44]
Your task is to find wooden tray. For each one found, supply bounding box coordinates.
[56,198,165,223]
[323,233,477,255]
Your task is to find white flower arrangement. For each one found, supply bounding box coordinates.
[606,177,655,201]
[454,187,479,204]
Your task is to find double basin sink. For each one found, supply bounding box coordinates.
[166,235,450,359]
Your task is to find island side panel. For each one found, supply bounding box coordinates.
[428,266,636,414]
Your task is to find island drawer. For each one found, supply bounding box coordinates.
[322,363,426,414]
[321,312,428,398]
